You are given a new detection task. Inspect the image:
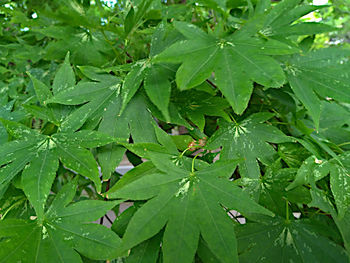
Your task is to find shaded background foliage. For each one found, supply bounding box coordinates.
[0,0,350,262]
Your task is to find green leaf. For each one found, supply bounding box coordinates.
[262,0,333,37]
[330,165,350,219]
[162,192,200,263]
[144,65,171,121]
[0,152,35,199]
[0,136,44,198]
[0,219,42,263]
[236,218,348,262]
[110,153,272,262]
[124,6,135,36]
[288,74,321,129]
[153,123,178,154]
[274,22,336,36]
[285,48,350,128]
[172,89,230,131]
[126,233,162,263]
[122,94,158,143]
[259,168,311,217]
[207,113,291,180]
[59,90,116,132]
[53,130,116,148]
[155,22,287,112]
[55,143,101,192]
[286,156,330,190]
[22,143,59,220]
[47,82,114,105]
[176,44,219,90]
[98,96,129,179]
[0,118,44,140]
[215,48,253,114]
[192,181,238,263]
[23,105,59,125]
[226,41,285,87]
[330,152,350,219]
[46,199,121,223]
[173,21,212,41]
[0,180,122,262]
[120,62,146,113]
[52,52,75,95]
[28,73,52,105]
[107,161,157,198]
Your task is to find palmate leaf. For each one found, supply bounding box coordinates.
[260,0,335,37]
[236,217,348,263]
[46,73,121,132]
[27,53,78,126]
[286,155,331,191]
[44,29,113,67]
[258,168,311,217]
[120,22,180,121]
[287,152,350,219]
[0,178,122,263]
[120,61,175,123]
[206,113,292,183]
[284,48,350,129]
[310,101,350,151]
[154,21,298,114]
[308,187,350,257]
[172,89,230,131]
[108,152,273,263]
[0,100,27,144]
[46,69,158,178]
[0,119,115,217]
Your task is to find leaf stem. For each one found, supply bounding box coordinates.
[337,142,350,147]
[191,152,201,173]
[228,112,238,125]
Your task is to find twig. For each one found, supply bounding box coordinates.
[206,79,217,89]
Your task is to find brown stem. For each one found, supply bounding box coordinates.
[206,79,217,89]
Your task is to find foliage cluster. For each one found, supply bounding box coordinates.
[1,0,350,262]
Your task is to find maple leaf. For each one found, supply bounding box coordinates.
[107,152,273,263]
[206,113,292,181]
[0,178,122,263]
[154,21,298,114]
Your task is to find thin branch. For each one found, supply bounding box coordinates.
[206,79,217,89]
[105,214,114,224]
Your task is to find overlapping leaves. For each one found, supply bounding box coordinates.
[285,48,350,128]
[258,0,335,38]
[206,113,292,180]
[154,21,298,114]
[41,62,158,179]
[0,178,122,263]
[107,152,273,263]
[2,0,350,262]
[236,217,348,262]
[0,119,114,218]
